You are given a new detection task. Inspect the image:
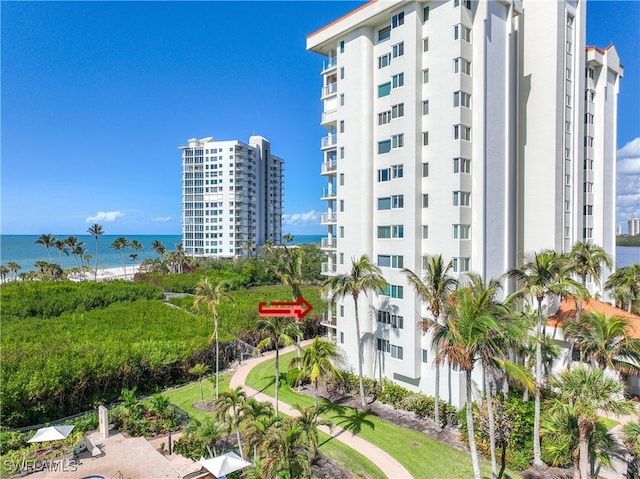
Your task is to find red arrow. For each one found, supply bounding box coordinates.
[258,296,313,320]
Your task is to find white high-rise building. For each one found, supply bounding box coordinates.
[308,0,622,406]
[180,136,283,258]
[629,218,640,236]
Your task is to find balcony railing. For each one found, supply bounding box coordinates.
[321,237,337,249]
[321,109,338,124]
[322,57,337,72]
[321,313,337,329]
[321,187,337,200]
[322,262,337,274]
[321,135,337,149]
[321,82,337,97]
[321,159,337,175]
[321,212,337,224]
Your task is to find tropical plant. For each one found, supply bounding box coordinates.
[289,337,342,407]
[35,233,56,262]
[622,420,640,477]
[324,255,387,407]
[291,404,332,456]
[189,363,210,402]
[111,236,130,278]
[193,278,235,399]
[546,366,634,479]
[52,239,70,268]
[505,249,585,468]
[6,262,21,281]
[605,264,640,313]
[65,236,84,270]
[435,284,506,479]
[402,254,458,427]
[0,265,8,283]
[256,315,302,416]
[566,242,613,322]
[214,386,247,457]
[87,223,104,280]
[151,240,166,258]
[258,419,311,479]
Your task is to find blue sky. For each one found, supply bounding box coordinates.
[1,1,638,236]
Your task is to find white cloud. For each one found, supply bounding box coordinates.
[85,211,124,223]
[282,210,320,225]
[151,216,172,223]
[617,137,640,226]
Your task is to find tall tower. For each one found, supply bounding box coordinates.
[180,136,283,258]
[308,0,622,406]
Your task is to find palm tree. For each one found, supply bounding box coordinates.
[151,240,166,258]
[51,239,69,268]
[259,419,311,479]
[256,315,302,417]
[214,386,247,457]
[289,337,342,407]
[189,363,210,402]
[0,265,8,283]
[566,242,613,321]
[110,236,129,278]
[323,255,387,407]
[269,245,304,301]
[87,223,104,280]
[193,278,235,400]
[434,285,504,479]
[35,233,56,262]
[605,264,640,313]
[547,366,634,479]
[563,310,640,374]
[622,421,640,476]
[6,261,21,281]
[505,249,585,468]
[243,399,276,460]
[129,239,143,273]
[291,404,333,457]
[402,254,457,426]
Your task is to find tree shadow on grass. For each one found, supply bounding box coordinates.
[323,402,375,436]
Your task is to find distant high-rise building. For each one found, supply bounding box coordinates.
[308,0,622,406]
[616,224,622,236]
[629,218,640,236]
[180,136,283,258]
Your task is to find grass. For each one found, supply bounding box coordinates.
[161,373,385,479]
[598,416,620,431]
[247,350,525,479]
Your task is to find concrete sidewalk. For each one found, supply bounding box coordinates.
[229,342,413,479]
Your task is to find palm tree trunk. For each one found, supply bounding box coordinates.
[466,370,482,479]
[353,297,366,407]
[275,347,280,417]
[434,350,441,428]
[236,426,243,459]
[314,378,319,409]
[94,239,99,280]
[533,300,544,468]
[578,424,590,479]
[485,371,498,479]
[215,314,220,400]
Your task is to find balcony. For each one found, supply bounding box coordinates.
[321,57,337,73]
[321,313,337,330]
[322,262,337,275]
[321,82,338,98]
[321,212,337,225]
[321,135,337,149]
[321,237,337,249]
[321,187,337,201]
[321,109,338,125]
[321,159,337,175]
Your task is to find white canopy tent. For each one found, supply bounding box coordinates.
[27,425,75,443]
[199,452,252,477]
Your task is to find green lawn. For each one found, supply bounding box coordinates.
[161,373,385,479]
[246,350,524,479]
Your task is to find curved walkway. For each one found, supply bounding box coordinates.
[229,342,413,479]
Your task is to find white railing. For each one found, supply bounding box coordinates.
[321,109,338,124]
[322,57,337,72]
[321,187,337,199]
[321,135,337,148]
[322,262,337,274]
[321,237,337,248]
[321,212,337,224]
[321,83,338,97]
[321,160,337,174]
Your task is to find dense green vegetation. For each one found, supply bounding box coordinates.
[617,234,640,247]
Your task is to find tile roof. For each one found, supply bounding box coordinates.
[548,295,640,339]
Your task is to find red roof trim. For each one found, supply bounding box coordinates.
[307,1,377,40]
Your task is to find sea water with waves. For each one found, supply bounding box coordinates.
[0,234,325,273]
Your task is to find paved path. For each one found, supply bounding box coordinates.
[229,342,413,479]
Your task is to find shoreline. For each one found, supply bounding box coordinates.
[71,265,141,282]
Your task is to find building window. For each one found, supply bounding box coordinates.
[378,82,391,97]
[453,224,471,239]
[584,159,593,170]
[454,24,471,42]
[565,174,571,186]
[586,89,595,102]
[377,255,404,268]
[340,67,345,79]
[377,226,391,238]
[565,226,571,238]
[567,14,574,27]
[452,257,470,272]
[378,197,391,210]
[454,0,472,8]
[392,73,404,88]
[454,91,471,108]
[339,226,344,238]
[340,147,345,159]
[379,25,391,41]
[392,164,403,178]
[586,67,594,79]
[565,121,572,132]
[454,124,471,141]
[422,100,429,115]
[423,5,429,21]
[382,284,404,298]
[584,182,593,193]
[583,228,593,240]
[423,69,429,83]
[422,349,429,363]
[422,162,429,177]
[392,11,404,28]
[567,40,573,53]
[453,57,472,75]
[378,111,391,125]
[566,68,572,81]
[377,338,390,353]
[378,53,391,69]
[392,225,404,238]
[422,194,429,208]
[453,191,471,206]
[339,332,344,344]
[378,140,391,154]
[565,200,571,213]
[392,195,404,208]
[584,205,593,215]
[340,305,344,317]
[585,113,594,124]
[565,148,571,159]
[423,37,429,52]
[377,168,391,182]
[391,103,404,118]
[339,120,344,133]
[340,40,345,53]
[422,132,429,146]
[422,225,429,239]
[392,134,404,148]
[391,345,404,360]
[584,136,594,147]
[392,42,404,58]
[339,200,344,212]
[339,173,344,185]
[453,157,471,173]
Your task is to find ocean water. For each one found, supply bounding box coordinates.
[0,234,324,273]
